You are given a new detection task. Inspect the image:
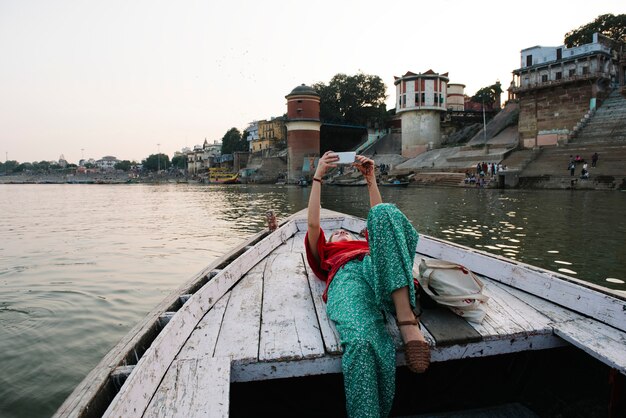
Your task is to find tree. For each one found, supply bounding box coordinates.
[0,160,19,174]
[114,160,132,171]
[471,82,503,108]
[142,154,170,171]
[564,14,626,47]
[171,155,187,169]
[221,128,247,154]
[313,72,388,127]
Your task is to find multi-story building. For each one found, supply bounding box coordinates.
[251,117,287,153]
[509,32,624,148]
[96,156,118,171]
[245,121,260,151]
[187,139,221,175]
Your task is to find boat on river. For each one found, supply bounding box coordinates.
[55,209,626,418]
[380,179,409,187]
[207,168,239,184]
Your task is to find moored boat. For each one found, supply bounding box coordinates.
[207,167,240,184]
[380,179,409,187]
[54,209,626,418]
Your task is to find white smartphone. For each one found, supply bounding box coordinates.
[335,152,356,165]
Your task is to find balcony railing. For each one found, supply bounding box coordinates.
[509,72,608,93]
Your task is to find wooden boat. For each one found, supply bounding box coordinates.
[54,209,626,418]
[207,168,239,184]
[380,180,409,187]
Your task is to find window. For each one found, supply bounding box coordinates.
[582,66,589,75]
[569,69,576,77]
[415,93,419,105]
[556,72,562,80]
[421,93,425,104]
[541,74,548,82]
[556,48,562,60]
[526,55,533,66]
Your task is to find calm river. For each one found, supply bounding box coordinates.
[1,184,625,418]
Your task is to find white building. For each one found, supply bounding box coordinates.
[187,139,221,175]
[246,121,260,151]
[511,33,621,92]
[96,156,119,171]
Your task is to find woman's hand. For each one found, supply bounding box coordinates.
[314,151,339,179]
[354,155,376,185]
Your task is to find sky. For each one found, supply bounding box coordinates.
[1,0,625,164]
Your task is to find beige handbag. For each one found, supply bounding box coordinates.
[417,259,489,324]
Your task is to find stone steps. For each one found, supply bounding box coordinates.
[572,90,626,145]
[520,143,626,177]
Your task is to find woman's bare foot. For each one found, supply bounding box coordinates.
[396,314,426,344]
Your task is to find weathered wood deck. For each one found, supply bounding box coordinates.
[56,210,626,418]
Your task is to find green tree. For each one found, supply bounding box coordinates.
[114,160,132,171]
[0,160,19,174]
[313,72,388,127]
[564,14,626,47]
[142,154,170,171]
[171,155,187,169]
[471,82,503,107]
[221,128,247,154]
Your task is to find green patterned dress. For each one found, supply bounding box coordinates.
[326,203,419,418]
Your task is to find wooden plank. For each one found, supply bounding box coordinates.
[177,294,230,360]
[103,220,298,418]
[420,306,483,346]
[490,281,585,324]
[259,252,325,362]
[230,333,565,383]
[553,318,626,375]
[341,216,367,234]
[417,235,626,333]
[213,260,265,363]
[295,217,343,233]
[303,258,342,355]
[471,278,554,339]
[291,232,306,253]
[144,356,230,418]
[270,236,294,254]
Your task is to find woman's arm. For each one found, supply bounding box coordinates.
[355,155,382,207]
[307,151,338,263]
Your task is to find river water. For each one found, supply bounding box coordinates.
[1,184,625,418]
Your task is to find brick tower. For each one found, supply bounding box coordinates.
[285,84,321,182]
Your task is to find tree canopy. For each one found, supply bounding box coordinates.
[171,155,187,169]
[142,153,170,171]
[114,160,132,171]
[470,82,503,107]
[221,127,247,154]
[564,14,626,47]
[312,73,388,127]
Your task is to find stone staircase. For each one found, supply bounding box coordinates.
[572,89,626,143]
[516,143,626,189]
[411,172,467,187]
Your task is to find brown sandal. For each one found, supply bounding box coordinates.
[397,319,430,373]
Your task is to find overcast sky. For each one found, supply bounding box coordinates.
[1,0,624,163]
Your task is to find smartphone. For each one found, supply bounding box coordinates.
[335,152,356,165]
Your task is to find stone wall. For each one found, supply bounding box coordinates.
[518,82,593,147]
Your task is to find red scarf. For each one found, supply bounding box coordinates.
[305,229,369,302]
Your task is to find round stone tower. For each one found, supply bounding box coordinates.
[285,84,321,182]
[394,70,449,158]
